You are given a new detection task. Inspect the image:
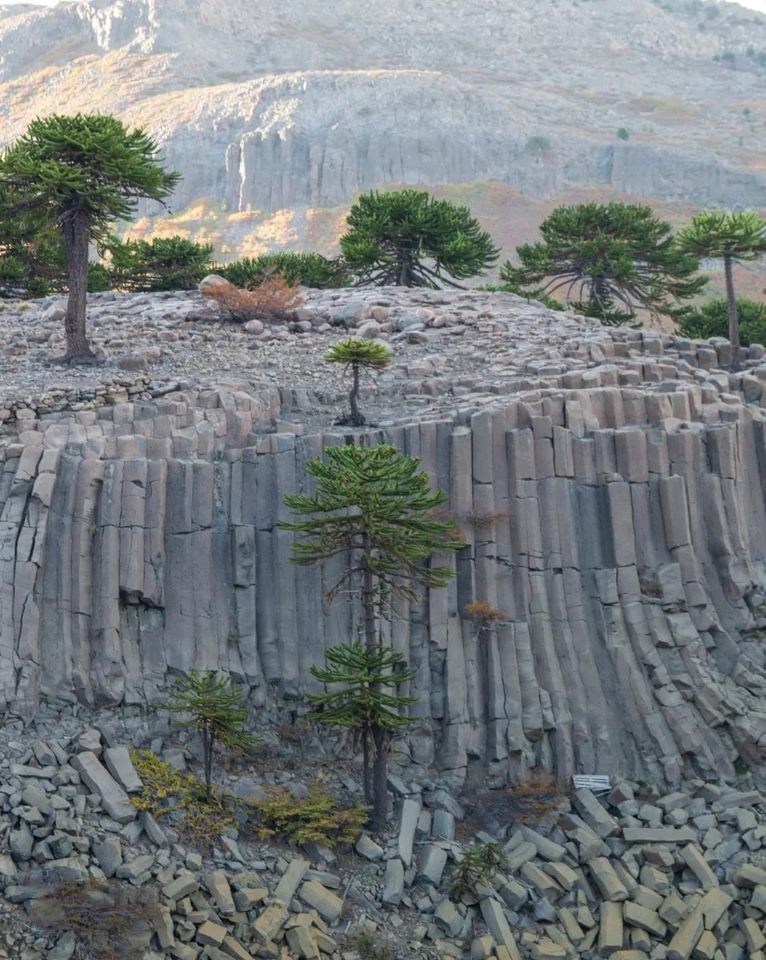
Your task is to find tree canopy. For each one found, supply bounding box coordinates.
[676,210,766,353]
[340,189,499,288]
[500,201,706,326]
[324,338,392,426]
[0,113,180,360]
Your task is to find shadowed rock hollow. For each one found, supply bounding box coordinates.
[1,288,766,789]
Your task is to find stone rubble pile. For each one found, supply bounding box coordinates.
[2,719,766,960]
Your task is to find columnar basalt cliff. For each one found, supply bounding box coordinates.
[2,298,766,789]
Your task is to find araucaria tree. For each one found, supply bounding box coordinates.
[163,671,259,800]
[281,444,464,831]
[325,338,392,426]
[340,189,499,288]
[676,210,766,353]
[501,202,706,326]
[0,114,180,362]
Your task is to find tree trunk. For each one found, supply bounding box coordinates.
[399,248,411,287]
[62,213,94,362]
[370,725,388,832]
[204,727,214,800]
[724,253,740,359]
[360,533,377,650]
[349,362,364,426]
[361,729,372,805]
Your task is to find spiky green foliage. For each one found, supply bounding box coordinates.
[676,211,766,352]
[281,444,462,829]
[281,444,463,604]
[309,642,417,731]
[325,338,393,426]
[162,671,259,799]
[676,297,766,348]
[0,113,179,359]
[108,235,213,291]
[450,842,508,899]
[340,189,499,288]
[308,643,416,826]
[219,252,346,289]
[501,202,706,327]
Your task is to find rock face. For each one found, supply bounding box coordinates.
[0,0,765,249]
[2,290,766,787]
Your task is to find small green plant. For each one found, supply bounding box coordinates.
[29,878,158,960]
[526,135,553,153]
[162,671,260,800]
[617,127,630,141]
[325,337,392,426]
[734,758,751,776]
[450,842,508,899]
[249,785,368,847]
[344,928,395,960]
[130,749,236,848]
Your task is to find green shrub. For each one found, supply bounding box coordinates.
[617,127,630,141]
[248,785,368,847]
[526,135,552,153]
[87,262,113,292]
[676,297,766,347]
[219,252,345,289]
[108,235,213,291]
[450,842,508,899]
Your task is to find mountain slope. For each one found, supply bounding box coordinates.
[1,0,766,257]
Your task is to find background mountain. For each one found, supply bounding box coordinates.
[1,0,766,278]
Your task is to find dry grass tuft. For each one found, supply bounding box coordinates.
[202,272,304,322]
[463,600,510,623]
[507,769,567,824]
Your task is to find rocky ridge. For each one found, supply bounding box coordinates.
[1,288,766,791]
[1,0,766,252]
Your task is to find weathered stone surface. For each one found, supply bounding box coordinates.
[298,881,343,921]
[70,751,136,823]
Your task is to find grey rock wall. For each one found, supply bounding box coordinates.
[1,353,766,788]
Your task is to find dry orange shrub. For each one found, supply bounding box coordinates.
[463,600,510,623]
[202,273,304,323]
[507,769,567,824]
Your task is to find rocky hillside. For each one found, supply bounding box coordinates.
[1,0,766,257]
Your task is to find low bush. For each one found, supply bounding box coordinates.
[219,252,346,289]
[129,749,236,848]
[202,273,304,322]
[676,297,766,347]
[463,600,510,623]
[108,235,213,291]
[450,842,507,898]
[29,878,157,960]
[248,785,368,847]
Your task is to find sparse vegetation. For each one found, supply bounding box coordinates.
[463,600,510,623]
[29,878,158,960]
[324,337,392,426]
[340,189,499,288]
[676,296,766,348]
[129,749,237,847]
[526,135,553,153]
[507,770,567,824]
[617,127,630,140]
[162,671,260,800]
[344,928,395,960]
[450,842,507,899]
[249,785,368,847]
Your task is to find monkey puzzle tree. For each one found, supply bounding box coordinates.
[325,338,392,426]
[501,202,706,326]
[340,189,499,288]
[0,113,180,362]
[163,671,259,800]
[676,210,766,353]
[280,444,464,831]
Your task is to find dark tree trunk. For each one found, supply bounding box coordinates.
[361,534,377,650]
[62,213,95,362]
[204,727,214,800]
[370,725,388,832]
[361,729,372,806]
[724,253,740,358]
[349,362,364,426]
[399,248,412,287]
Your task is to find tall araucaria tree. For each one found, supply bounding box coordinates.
[0,113,180,362]
[280,444,464,831]
[676,210,766,354]
[340,189,499,288]
[500,202,706,326]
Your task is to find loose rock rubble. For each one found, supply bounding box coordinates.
[3,717,766,960]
